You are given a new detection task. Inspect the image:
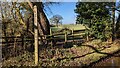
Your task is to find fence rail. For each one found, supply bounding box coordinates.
[1,29,87,45]
[2,28,87,66]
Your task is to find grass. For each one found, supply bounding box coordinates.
[3,39,120,67]
[2,23,120,66]
[39,40,120,66]
[50,24,86,40]
[50,24,86,32]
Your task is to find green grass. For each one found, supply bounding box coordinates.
[50,24,86,40]
[50,24,86,32]
[50,27,63,32]
[61,24,86,30]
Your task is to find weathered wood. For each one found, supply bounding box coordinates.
[72,29,74,43]
[1,28,86,48]
[1,40,34,45]
[27,0,33,10]
[50,28,53,46]
[87,35,89,41]
[65,32,67,43]
[21,35,24,49]
[34,5,38,65]
[1,36,31,39]
[68,33,85,37]
[1,32,85,44]
[23,36,26,50]
[52,32,65,36]
[13,36,17,53]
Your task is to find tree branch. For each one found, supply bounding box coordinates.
[27,0,34,10]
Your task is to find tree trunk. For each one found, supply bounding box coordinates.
[27,2,50,35]
[35,2,50,35]
[111,5,115,42]
[116,14,120,38]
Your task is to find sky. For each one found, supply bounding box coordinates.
[116,0,120,13]
[45,2,77,24]
[45,1,120,24]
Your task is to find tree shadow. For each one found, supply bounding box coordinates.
[53,43,120,62]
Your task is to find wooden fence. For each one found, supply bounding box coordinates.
[1,28,87,66]
[0,29,86,46]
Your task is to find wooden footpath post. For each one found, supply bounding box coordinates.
[86,31,89,41]
[72,29,74,44]
[50,28,53,47]
[65,31,67,45]
[34,5,38,65]
[87,35,89,41]
[21,35,25,50]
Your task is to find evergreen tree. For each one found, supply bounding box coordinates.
[74,2,115,41]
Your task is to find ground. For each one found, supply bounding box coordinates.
[2,25,120,67]
[2,39,120,67]
[51,24,86,32]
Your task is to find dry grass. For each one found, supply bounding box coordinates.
[2,39,120,67]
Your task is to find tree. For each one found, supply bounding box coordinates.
[74,2,115,41]
[27,1,59,35]
[116,14,120,38]
[116,1,120,38]
[14,2,50,35]
[1,1,60,46]
[9,1,58,36]
[49,15,63,27]
[1,1,60,65]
